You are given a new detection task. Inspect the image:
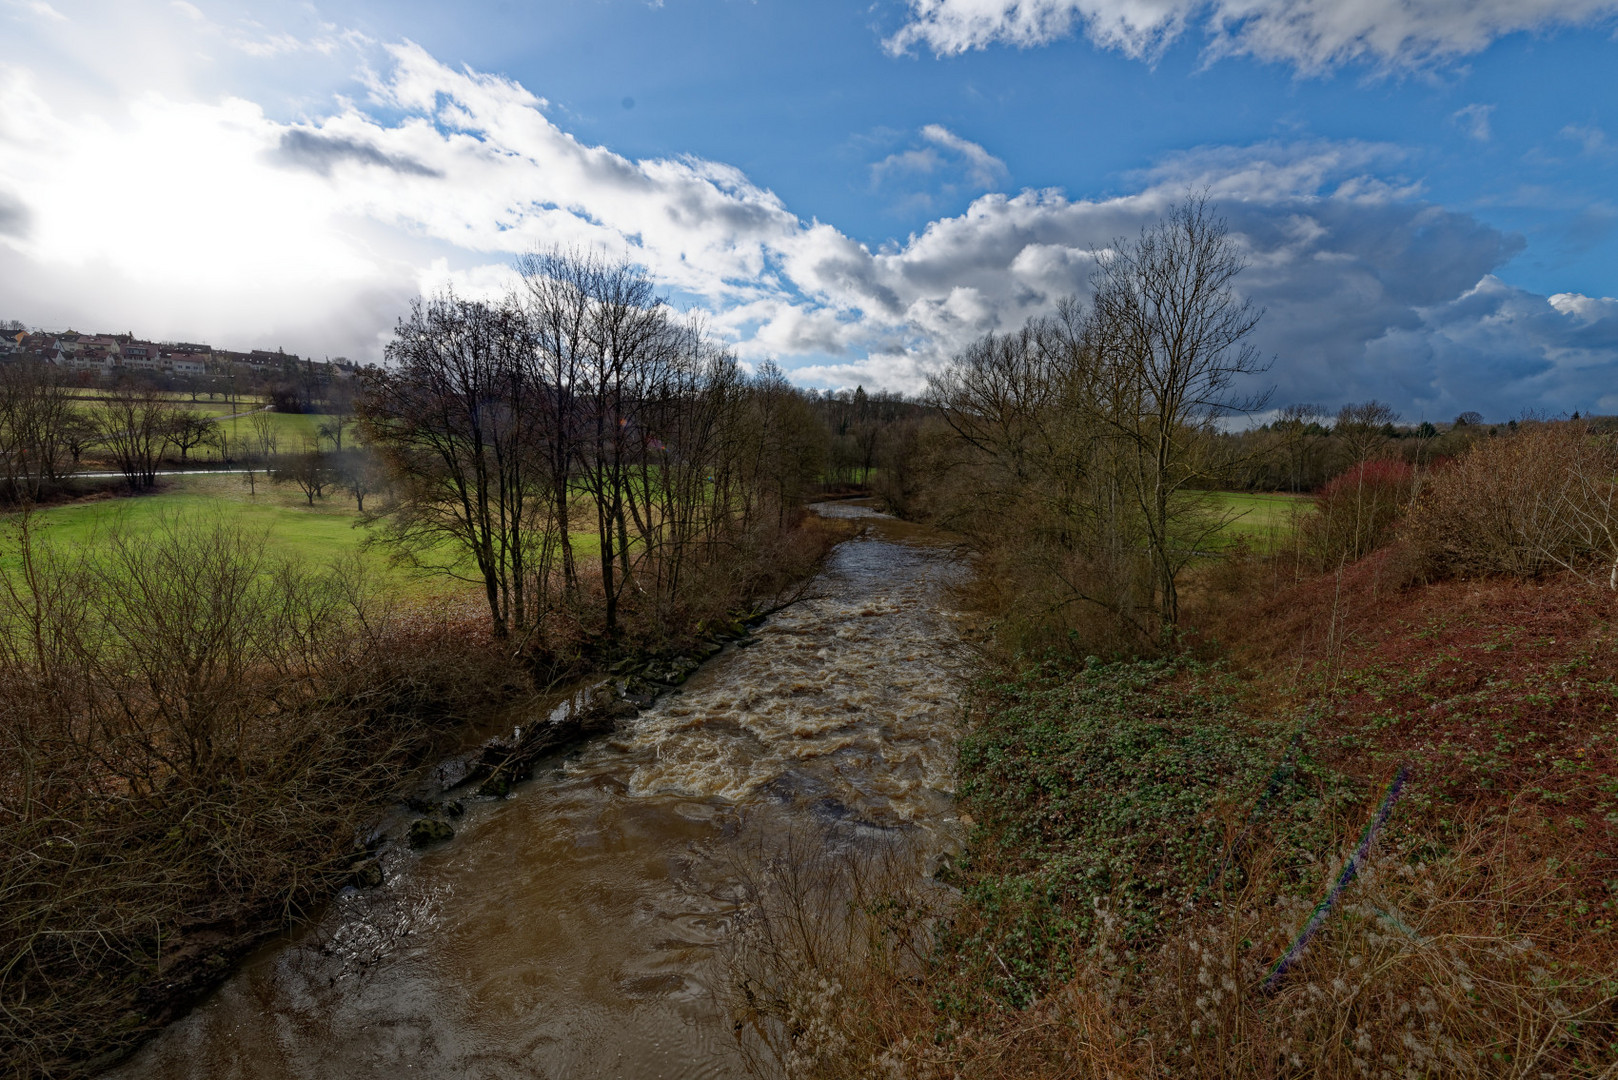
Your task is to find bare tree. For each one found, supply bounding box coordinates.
[1089,196,1270,636]
[0,360,78,500]
[271,449,335,505]
[163,409,220,464]
[95,389,175,490]
[1334,400,1400,466]
[333,448,386,512]
[358,290,545,639]
[248,408,279,463]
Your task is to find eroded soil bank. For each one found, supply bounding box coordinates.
[105,502,969,1080]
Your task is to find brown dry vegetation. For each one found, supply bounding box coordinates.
[0,512,529,1077]
[725,421,1618,1079]
[0,500,846,1079]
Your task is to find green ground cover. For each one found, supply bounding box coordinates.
[1204,490,1309,549]
[6,474,608,597]
[6,475,443,595]
[942,657,1352,1011]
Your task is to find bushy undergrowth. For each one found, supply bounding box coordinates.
[0,512,529,1077]
[1406,422,1618,586]
[1300,459,1416,570]
[942,659,1351,1009]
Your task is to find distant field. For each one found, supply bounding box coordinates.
[210,409,329,450]
[4,474,450,596]
[3,473,609,598]
[63,402,342,464]
[1204,490,1310,550]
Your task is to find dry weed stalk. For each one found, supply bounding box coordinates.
[0,509,523,1077]
[724,813,1617,1079]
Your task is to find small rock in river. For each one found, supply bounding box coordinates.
[605,699,641,721]
[350,859,384,888]
[407,819,455,847]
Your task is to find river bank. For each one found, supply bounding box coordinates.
[97,501,970,1079]
[732,554,1618,1078]
[2,504,852,1080]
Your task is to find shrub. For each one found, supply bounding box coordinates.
[1406,422,1618,583]
[0,510,524,1076]
[1300,458,1415,568]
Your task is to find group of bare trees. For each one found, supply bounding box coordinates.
[358,249,827,645]
[924,198,1269,650]
[0,361,82,501]
[0,364,246,497]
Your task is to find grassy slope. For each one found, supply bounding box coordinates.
[925,550,1618,1073]
[8,473,617,596]
[1205,490,1310,550]
[9,475,449,596]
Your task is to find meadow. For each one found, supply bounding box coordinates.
[1204,490,1308,549]
[3,470,620,599]
[7,474,449,595]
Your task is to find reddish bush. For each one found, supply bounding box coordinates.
[1300,457,1415,568]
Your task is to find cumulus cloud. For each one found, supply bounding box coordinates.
[272,129,444,178]
[884,0,1618,71]
[1363,279,1618,416]
[1453,103,1494,141]
[0,10,1610,416]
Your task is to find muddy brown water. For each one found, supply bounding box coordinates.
[105,502,969,1080]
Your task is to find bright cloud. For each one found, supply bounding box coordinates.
[884,0,1618,70]
[0,15,1612,417]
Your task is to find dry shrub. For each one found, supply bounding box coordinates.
[721,828,951,1080]
[1135,814,1618,1078]
[725,815,1617,1079]
[1407,423,1618,585]
[1299,459,1416,570]
[0,509,527,1077]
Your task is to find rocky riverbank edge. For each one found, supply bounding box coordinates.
[365,608,774,871]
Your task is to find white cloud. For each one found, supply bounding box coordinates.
[1561,122,1614,156]
[1452,103,1494,141]
[0,8,1611,416]
[920,124,1009,187]
[869,124,1010,214]
[884,0,1618,71]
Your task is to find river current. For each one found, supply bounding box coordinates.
[106,502,967,1080]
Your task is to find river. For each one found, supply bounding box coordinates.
[106,502,968,1080]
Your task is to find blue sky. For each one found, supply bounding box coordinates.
[1,0,1615,418]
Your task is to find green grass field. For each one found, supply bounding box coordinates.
[4,473,613,599]
[65,401,338,465]
[1202,490,1310,550]
[4,474,453,596]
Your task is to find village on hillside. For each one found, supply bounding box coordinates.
[0,319,358,398]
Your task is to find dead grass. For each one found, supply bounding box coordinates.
[724,533,1618,1078]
